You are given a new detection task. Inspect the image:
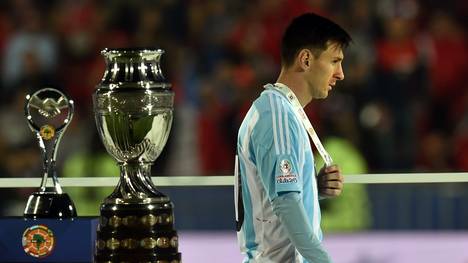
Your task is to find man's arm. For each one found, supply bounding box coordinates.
[271,191,332,263]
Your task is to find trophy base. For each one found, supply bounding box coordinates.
[95,200,181,263]
[24,192,77,219]
[95,252,182,263]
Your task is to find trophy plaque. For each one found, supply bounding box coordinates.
[23,88,77,218]
[93,48,181,263]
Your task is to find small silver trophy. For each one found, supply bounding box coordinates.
[23,88,77,218]
[93,48,180,262]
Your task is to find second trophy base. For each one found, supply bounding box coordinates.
[95,252,182,263]
[95,200,181,263]
[24,192,77,219]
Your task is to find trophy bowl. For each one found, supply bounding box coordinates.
[93,48,181,263]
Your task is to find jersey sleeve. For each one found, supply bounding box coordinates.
[271,191,332,262]
[252,92,304,200]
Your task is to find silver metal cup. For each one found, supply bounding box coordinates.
[93,48,181,262]
[23,88,77,218]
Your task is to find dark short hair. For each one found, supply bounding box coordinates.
[281,13,352,67]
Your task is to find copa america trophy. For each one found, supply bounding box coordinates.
[23,88,77,218]
[93,48,181,262]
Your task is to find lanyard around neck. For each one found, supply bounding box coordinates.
[265,83,333,167]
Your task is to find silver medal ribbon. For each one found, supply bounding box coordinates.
[265,83,333,166]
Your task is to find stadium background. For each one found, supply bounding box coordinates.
[0,0,466,262]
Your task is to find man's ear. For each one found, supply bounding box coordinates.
[297,49,312,70]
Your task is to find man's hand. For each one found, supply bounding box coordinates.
[317,165,343,198]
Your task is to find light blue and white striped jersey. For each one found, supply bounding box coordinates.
[236,85,322,263]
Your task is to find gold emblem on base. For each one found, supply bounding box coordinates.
[96,239,106,250]
[141,214,157,227]
[160,213,172,224]
[141,237,157,249]
[108,215,121,228]
[106,238,120,250]
[170,236,178,248]
[121,238,138,249]
[156,237,170,248]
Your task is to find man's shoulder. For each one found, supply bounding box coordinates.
[254,90,295,117]
[247,90,302,140]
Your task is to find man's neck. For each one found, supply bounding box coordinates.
[276,71,311,107]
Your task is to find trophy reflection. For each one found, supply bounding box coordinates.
[93,48,181,262]
[23,88,77,218]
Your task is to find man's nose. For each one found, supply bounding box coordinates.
[335,64,344,80]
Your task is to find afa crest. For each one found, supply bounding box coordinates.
[22,225,55,258]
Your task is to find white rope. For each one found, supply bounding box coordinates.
[0,173,467,188]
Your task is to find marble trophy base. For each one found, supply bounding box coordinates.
[95,199,181,263]
[24,192,77,218]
